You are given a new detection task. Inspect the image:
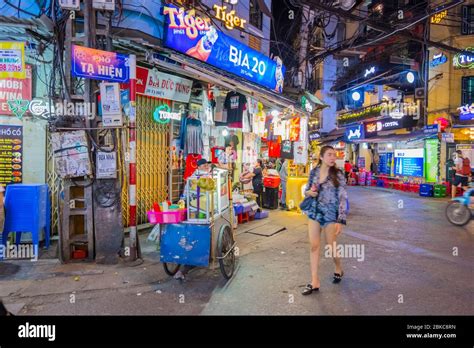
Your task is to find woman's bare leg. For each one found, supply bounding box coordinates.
[308,218,322,288]
[324,223,342,274]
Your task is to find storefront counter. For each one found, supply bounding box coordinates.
[285,176,309,210]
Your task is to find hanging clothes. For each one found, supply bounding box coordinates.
[180,116,204,156]
[214,96,227,126]
[243,133,258,164]
[289,117,301,142]
[273,118,287,137]
[299,116,308,143]
[253,103,266,138]
[293,140,308,165]
[281,140,294,160]
[224,91,247,128]
[184,154,202,180]
[268,139,281,158]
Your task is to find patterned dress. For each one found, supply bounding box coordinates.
[303,166,348,227]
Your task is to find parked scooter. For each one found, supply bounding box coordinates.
[446,182,474,226]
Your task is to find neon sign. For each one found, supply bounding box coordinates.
[364,66,376,78]
[430,10,447,24]
[458,103,474,121]
[453,47,474,69]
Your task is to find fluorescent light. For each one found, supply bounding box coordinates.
[352,91,361,101]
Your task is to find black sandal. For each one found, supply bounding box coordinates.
[333,271,344,284]
[302,284,319,295]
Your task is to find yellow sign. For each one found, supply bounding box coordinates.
[430,10,447,24]
[0,41,26,79]
[213,5,246,30]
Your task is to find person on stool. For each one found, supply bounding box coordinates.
[452,150,471,199]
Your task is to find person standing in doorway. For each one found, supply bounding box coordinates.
[452,150,471,198]
[301,146,348,295]
[279,159,289,210]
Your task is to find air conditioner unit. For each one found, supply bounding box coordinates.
[415,88,425,99]
[93,0,115,11]
[59,0,80,10]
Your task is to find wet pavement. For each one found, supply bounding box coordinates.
[1,186,473,315]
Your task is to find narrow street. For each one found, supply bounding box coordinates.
[1,186,472,315]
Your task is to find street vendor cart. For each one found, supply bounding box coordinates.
[150,167,236,280]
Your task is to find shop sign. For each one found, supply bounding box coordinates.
[344,124,364,142]
[442,132,454,143]
[308,131,321,141]
[374,117,418,132]
[381,100,421,120]
[213,5,246,30]
[425,138,439,182]
[153,104,181,124]
[457,103,474,121]
[0,125,23,186]
[453,47,474,70]
[144,69,192,103]
[72,45,129,83]
[364,121,378,138]
[423,124,439,134]
[0,41,26,79]
[430,53,447,68]
[430,10,447,24]
[163,5,285,93]
[0,65,32,115]
[394,148,424,177]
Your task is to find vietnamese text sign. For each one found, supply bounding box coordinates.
[394,148,424,177]
[0,41,26,79]
[145,69,192,102]
[425,139,439,182]
[0,125,23,186]
[0,65,32,115]
[96,151,117,179]
[163,5,285,93]
[72,45,130,82]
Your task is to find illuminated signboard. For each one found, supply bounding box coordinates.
[430,10,447,24]
[453,47,474,69]
[163,5,285,93]
[153,104,181,124]
[430,52,447,68]
[344,124,364,142]
[364,66,376,78]
[213,5,246,30]
[458,103,474,121]
[394,148,424,177]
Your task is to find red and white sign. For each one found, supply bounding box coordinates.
[0,65,32,115]
[121,66,192,103]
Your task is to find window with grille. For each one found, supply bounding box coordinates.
[462,76,474,105]
[249,0,263,30]
[462,5,474,35]
[248,34,261,51]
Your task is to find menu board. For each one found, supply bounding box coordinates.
[378,153,393,175]
[394,149,424,177]
[0,125,23,186]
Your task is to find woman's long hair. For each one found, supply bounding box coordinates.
[318,145,341,187]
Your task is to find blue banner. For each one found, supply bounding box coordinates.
[162,5,285,93]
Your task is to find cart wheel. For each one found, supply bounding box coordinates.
[163,262,181,276]
[217,225,236,280]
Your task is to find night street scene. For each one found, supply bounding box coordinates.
[0,0,473,346]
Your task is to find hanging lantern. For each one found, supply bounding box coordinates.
[434,117,449,132]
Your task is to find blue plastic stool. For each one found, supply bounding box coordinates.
[2,184,50,256]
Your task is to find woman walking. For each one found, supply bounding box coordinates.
[301,145,348,295]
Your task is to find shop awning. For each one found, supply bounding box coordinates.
[317,128,346,144]
[304,91,329,111]
[154,48,309,115]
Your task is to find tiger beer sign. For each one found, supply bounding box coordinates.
[163,5,285,93]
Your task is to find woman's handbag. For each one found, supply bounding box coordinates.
[299,195,315,212]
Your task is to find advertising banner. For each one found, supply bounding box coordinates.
[0,65,32,115]
[378,152,393,175]
[394,148,424,177]
[144,69,193,102]
[0,41,26,79]
[163,5,285,93]
[72,45,130,83]
[425,139,439,182]
[0,125,23,186]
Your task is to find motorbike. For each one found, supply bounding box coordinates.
[445,183,474,226]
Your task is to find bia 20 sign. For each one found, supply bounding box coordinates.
[162,5,285,93]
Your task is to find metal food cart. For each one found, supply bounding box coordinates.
[159,167,237,279]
